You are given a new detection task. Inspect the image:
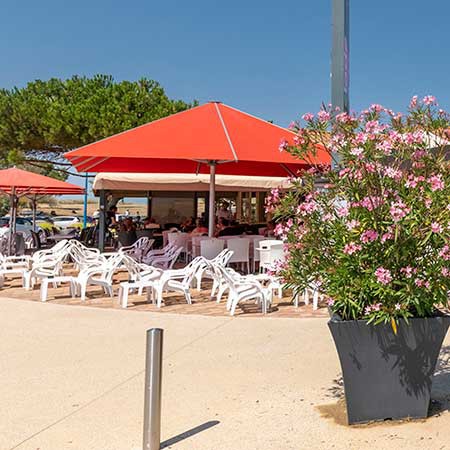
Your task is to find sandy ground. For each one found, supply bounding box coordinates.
[2,297,450,450]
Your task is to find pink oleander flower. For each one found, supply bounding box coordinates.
[431,222,443,233]
[390,201,410,222]
[442,268,450,277]
[360,229,378,243]
[317,110,330,122]
[423,95,436,105]
[395,303,401,311]
[439,245,450,260]
[370,104,384,113]
[279,139,288,152]
[375,267,392,285]
[381,231,394,243]
[400,266,414,278]
[346,219,360,230]
[383,166,403,180]
[336,206,349,218]
[409,95,418,108]
[428,175,444,191]
[343,242,362,255]
[350,147,364,157]
[302,112,314,121]
[376,140,392,155]
[358,196,384,211]
[327,298,335,306]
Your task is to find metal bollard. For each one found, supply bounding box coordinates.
[143,328,163,450]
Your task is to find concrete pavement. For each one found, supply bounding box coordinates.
[1,297,450,450]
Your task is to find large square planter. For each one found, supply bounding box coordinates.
[328,314,450,424]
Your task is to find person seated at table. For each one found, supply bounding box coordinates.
[217,219,239,237]
[215,217,227,235]
[190,219,208,236]
[143,217,160,230]
[181,216,195,232]
[120,217,136,232]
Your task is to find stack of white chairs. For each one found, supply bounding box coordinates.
[195,248,233,291]
[167,232,190,262]
[0,253,31,288]
[75,252,124,301]
[23,239,73,290]
[117,255,163,308]
[143,243,182,269]
[118,237,154,263]
[213,265,272,315]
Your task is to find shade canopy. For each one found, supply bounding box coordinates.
[93,172,292,193]
[0,167,84,196]
[65,101,329,175]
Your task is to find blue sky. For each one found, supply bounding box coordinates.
[1,0,449,192]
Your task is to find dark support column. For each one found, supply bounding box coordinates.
[193,192,198,219]
[98,189,106,252]
[331,0,350,169]
[147,191,152,218]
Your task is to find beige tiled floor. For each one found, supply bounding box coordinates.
[0,270,329,319]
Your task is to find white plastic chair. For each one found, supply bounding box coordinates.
[75,253,124,301]
[151,246,183,270]
[216,266,272,315]
[256,240,284,273]
[119,237,154,262]
[191,236,210,257]
[200,238,224,260]
[167,233,190,262]
[226,238,250,274]
[250,236,265,273]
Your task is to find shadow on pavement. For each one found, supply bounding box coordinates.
[161,420,220,449]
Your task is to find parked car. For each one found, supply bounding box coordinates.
[0,216,42,236]
[52,216,81,229]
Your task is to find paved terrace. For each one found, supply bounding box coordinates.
[1,272,329,318]
[2,290,450,450]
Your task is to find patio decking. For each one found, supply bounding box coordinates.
[0,272,329,319]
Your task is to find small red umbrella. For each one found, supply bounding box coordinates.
[66,102,329,235]
[0,167,84,253]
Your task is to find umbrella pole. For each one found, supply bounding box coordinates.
[8,192,14,255]
[208,162,216,237]
[32,195,37,232]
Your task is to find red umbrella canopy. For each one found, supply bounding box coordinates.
[65,102,329,176]
[0,167,84,196]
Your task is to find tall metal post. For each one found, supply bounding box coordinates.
[143,328,163,450]
[8,189,15,255]
[98,189,106,252]
[32,195,37,232]
[331,0,350,169]
[208,161,216,237]
[83,173,88,229]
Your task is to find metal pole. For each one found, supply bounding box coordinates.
[208,161,216,237]
[32,195,37,232]
[143,328,163,450]
[83,173,88,229]
[8,190,15,256]
[331,0,350,169]
[98,189,106,252]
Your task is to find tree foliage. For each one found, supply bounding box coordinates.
[0,75,197,176]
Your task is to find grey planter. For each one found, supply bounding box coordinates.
[328,314,450,424]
